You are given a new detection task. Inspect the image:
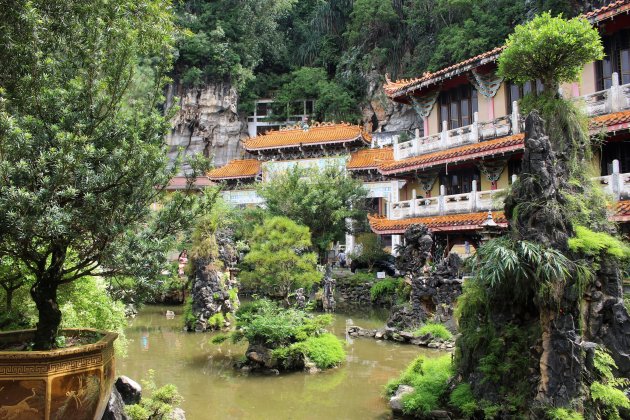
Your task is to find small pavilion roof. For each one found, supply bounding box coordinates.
[244,122,371,152]
[207,159,261,180]
[347,147,393,170]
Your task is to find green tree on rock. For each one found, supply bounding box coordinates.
[240,217,321,303]
[0,1,204,349]
[257,166,368,261]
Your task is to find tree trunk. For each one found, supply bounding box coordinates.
[31,275,62,350]
[5,288,13,312]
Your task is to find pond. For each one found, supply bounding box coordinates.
[119,305,445,420]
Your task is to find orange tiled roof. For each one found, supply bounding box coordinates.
[384,47,504,98]
[207,159,261,180]
[584,0,630,23]
[369,211,508,234]
[612,200,630,221]
[347,147,394,170]
[385,1,630,99]
[378,134,525,175]
[244,122,371,151]
[590,110,630,131]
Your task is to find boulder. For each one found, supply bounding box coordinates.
[168,408,187,420]
[115,376,142,405]
[101,387,128,420]
[389,385,415,414]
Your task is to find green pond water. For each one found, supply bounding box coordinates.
[119,305,445,420]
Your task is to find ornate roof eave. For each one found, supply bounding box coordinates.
[244,136,367,152]
[368,212,509,235]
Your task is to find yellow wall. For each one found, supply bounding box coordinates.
[427,102,440,136]
[581,62,597,96]
[493,84,509,120]
[478,95,492,121]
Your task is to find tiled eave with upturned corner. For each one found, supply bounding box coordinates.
[243,122,371,156]
[347,147,394,171]
[612,200,630,222]
[377,111,630,177]
[368,211,508,235]
[384,0,630,102]
[207,159,262,181]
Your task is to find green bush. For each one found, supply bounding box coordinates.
[547,408,584,420]
[125,370,183,420]
[183,297,196,330]
[385,355,453,415]
[449,383,478,417]
[568,226,630,260]
[370,278,403,302]
[415,323,453,340]
[293,333,346,369]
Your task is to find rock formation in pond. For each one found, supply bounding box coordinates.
[186,227,239,332]
[322,265,336,313]
[165,82,247,174]
[387,224,463,331]
[455,111,630,415]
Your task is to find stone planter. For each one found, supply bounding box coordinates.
[0,328,117,420]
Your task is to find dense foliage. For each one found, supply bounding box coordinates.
[257,167,368,259]
[0,1,212,348]
[350,233,390,272]
[125,370,184,420]
[239,216,321,301]
[223,299,346,370]
[174,0,581,116]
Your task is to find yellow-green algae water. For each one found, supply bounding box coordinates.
[119,305,444,420]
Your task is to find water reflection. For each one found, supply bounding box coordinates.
[120,305,444,419]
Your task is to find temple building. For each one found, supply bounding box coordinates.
[367,0,630,255]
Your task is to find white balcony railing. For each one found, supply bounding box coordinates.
[388,180,507,220]
[580,72,630,117]
[387,161,630,220]
[393,105,521,161]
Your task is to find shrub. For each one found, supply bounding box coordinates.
[568,226,630,260]
[125,370,183,420]
[547,408,584,420]
[449,383,478,417]
[385,355,453,415]
[370,278,404,302]
[415,323,453,340]
[183,297,196,330]
[293,333,346,369]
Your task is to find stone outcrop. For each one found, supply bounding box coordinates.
[187,228,239,332]
[165,82,247,173]
[115,376,141,405]
[347,325,455,350]
[387,225,463,331]
[101,388,127,420]
[360,70,417,133]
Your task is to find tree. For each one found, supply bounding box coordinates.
[349,233,389,272]
[498,12,604,93]
[257,166,368,260]
[0,1,204,349]
[239,216,321,303]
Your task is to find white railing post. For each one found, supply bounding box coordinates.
[411,189,418,216]
[471,180,478,212]
[441,120,448,148]
[393,134,400,160]
[472,112,479,143]
[512,174,518,184]
[412,129,420,156]
[391,235,401,256]
[438,185,446,215]
[612,159,621,199]
[512,101,520,134]
[610,72,621,113]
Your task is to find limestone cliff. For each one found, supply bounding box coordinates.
[165,82,247,174]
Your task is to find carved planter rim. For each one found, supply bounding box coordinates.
[0,328,118,361]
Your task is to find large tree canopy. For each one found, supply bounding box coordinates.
[257,166,368,259]
[0,0,201,349]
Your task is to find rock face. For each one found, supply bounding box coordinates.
[165,82,247,173]
[387,225,463,330]
[101,387,128,420]
[115,376,142,405]
[187,228,239,332]
[360,70,418,133]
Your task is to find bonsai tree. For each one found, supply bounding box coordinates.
[498,12,603,93]
[239,216,322,303]
[0,1,203,349]
[258,166,368,261]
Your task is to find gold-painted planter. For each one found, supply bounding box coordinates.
[0,328,117,420]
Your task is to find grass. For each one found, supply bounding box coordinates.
[293,333,346,369]
[415,323,453,340]
[385,355,453,416]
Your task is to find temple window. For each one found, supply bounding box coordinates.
[596,29,630,90]
[439,168,481,195]
[438,85,478,129]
